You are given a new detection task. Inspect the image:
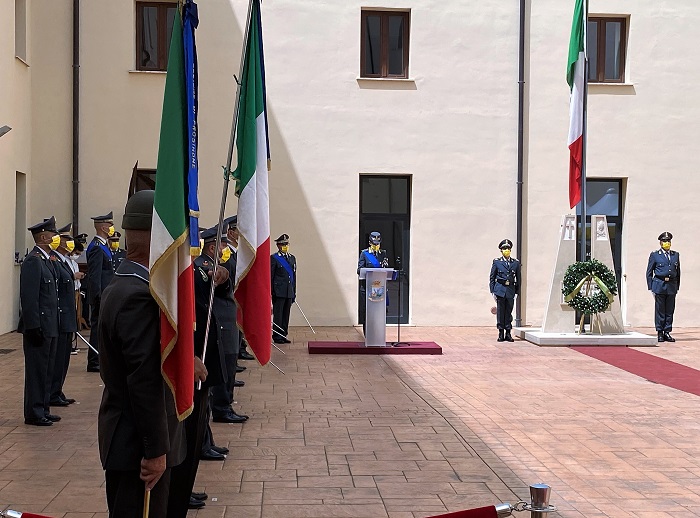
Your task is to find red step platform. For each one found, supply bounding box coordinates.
[308,341,442,355]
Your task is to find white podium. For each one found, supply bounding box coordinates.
[359,268,395,347]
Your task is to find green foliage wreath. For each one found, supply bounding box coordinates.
[562,259,618,315]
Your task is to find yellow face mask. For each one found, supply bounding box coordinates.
[110,241,120,251]
[107,225,115,237]
[370,244,380,252]
[502,249,511,258]
[661,241,671,251]
[65,240,75,254]
[280,245,289,253]
[49,234,61,251]
[220,246,231,264]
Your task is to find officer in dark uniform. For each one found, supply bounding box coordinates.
[109,231,126,271]
[98,190,185,518]
[225,216,255,361]
[646,231,680,343]
[197,227,248,427]
[49,223,79,407]
[271,234,296,344]
[18,217,62,426]
[86,211,116,372]
[489,239,521,342]
[357,231,389,335]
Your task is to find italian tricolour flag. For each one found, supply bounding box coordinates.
[567,0,585,209]
[232,0,272,366]
[149,8,195,421]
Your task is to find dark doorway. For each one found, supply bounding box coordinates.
[359,175,411,325]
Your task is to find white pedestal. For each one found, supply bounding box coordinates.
[359,268,395,347]
[513,327,658,347]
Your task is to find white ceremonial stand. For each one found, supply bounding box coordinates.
[359,268,395,347]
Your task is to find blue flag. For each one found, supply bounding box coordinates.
[183,0,200,252]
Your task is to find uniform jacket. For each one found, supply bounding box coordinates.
[271,252,297,299]
[55,253,77,333]
[111,248,126,271]
[489,256,521,299]
[646,249,680,295]
[86,236,114,305]
[18,246,60,337]
[97,260,185,471]
[194,254,236,371]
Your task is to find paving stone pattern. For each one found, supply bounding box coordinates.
[1,327,700,517]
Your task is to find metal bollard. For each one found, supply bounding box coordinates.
[529,483,553,518]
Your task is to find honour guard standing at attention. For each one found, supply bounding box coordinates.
[489,239,521,343]
[271,234,296,344]
[19,217,62,426]
[49,223,81,407]
[98,191,185,517]
[109,231,126,271]
[646,231,680,343]
[86,211,116,372]
[357,231,389,335]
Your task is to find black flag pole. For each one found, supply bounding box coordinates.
[579,0,589,262]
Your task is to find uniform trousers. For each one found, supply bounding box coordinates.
[23,333,57,421]
[211,352,238,418]
[106,468,171,518]
[168,385,210,518]
[50,332,72,401]
[272,296,292,340]
[654,293,676,332]
[87,298,100,369]
[495,296,515,331]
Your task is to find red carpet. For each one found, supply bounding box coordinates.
[308,341,442,355]
[573,346,700,396]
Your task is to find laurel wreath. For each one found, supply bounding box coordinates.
[562,259,618,315]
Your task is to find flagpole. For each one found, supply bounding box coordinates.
[579,0,588,262]
[200,0,255,374]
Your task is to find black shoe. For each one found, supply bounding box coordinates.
[505,331,514,342]
[191,491,209,501]
[212,412,247,424]
[497,330,505,342]
[188,496,206,509]
[86,366,100,372]
[63,397,76,404]
[273,339,286,344]
[233,380,245,387]
[664,332,675,342]
[50,398,70,407]
[238,351,255,361]
[25,417,53,426]
[211,445,229,455]
[283,338,291,344]
[45,414,62,422]
[236,365,246,373]
[231,411,249,420]
[200,448,226,461]
[658,332,665,343]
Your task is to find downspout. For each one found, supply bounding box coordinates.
[72,0,80,232]
[515,0,525,327]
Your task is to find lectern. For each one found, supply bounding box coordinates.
[359,268,395,346]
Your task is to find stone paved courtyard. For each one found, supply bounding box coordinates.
[1,326,700,517]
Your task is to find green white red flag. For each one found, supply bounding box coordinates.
[232,0,272,366]
[567,0,585,209]
[149,8,195,421]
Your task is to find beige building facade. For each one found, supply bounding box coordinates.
[1,0,698,335]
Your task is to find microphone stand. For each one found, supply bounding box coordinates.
[391,257,409,347]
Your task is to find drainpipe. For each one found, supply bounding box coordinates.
[72,0,80,232]
[515,0,526,327]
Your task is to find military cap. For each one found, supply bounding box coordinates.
[275,234,290,244]
[28,216,58,235]
[73,233,88,245]
[658,232,673,242]
[108,231,122,240]
[499,239,513,250]
[224,215,238,230]
[91,211,114,222]
[369,232,381,245]
[201,226,228,244]
[122,190,154,230]
[57,223,72,236]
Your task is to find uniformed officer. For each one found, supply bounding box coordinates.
[18,217,62,426]
[225,216,254,361]
[98,190,185,518]
[271,234,297,344]
[646,231,680,343]
[489,239,521,342]
[49,223,81,407]
[109,231,126,271]
[86,211,116,371]
[357,231,389,335]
